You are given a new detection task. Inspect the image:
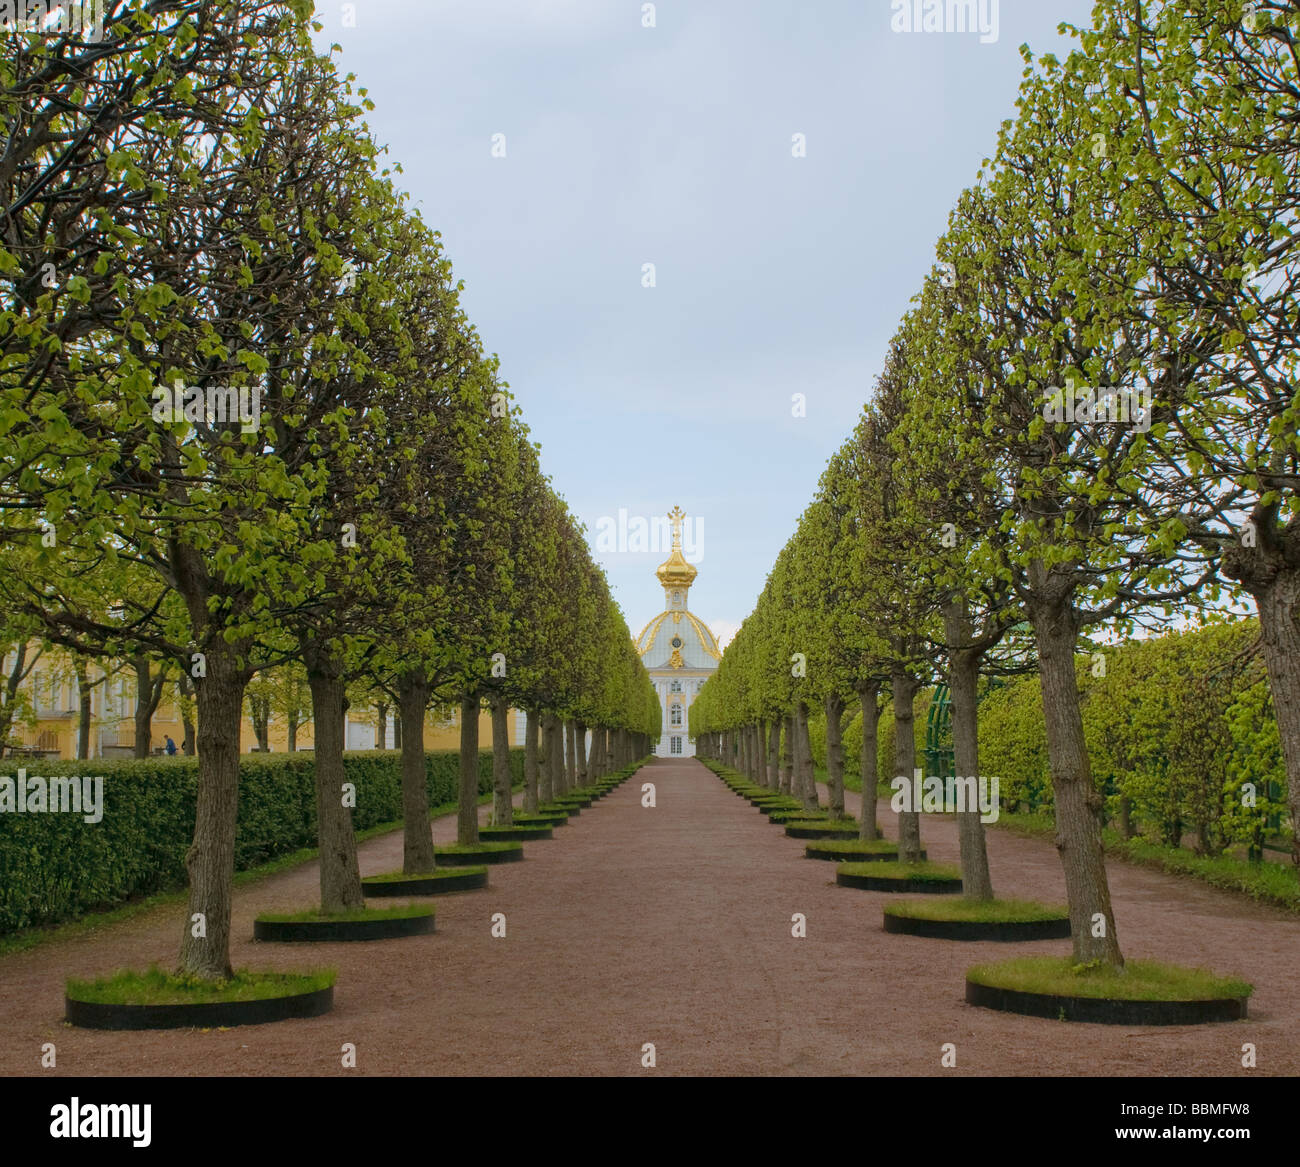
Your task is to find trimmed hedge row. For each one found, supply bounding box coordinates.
[795,619,1290,857]
[0,748,524,934]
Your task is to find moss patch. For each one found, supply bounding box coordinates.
[965,955,1252,1002]
[806,836,895,853]
[66,966,336,1005]
[362,867,488,882]
[884,897,1066,923]
[837,860,961,882]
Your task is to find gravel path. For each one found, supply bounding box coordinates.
[0,757,1294,1076]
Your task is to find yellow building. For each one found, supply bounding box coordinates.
[0,646,522,759]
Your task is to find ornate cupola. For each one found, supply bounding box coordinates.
[656,505,698,608]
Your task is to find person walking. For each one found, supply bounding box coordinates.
[165,736,177,756]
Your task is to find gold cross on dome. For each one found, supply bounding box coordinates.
[667,505,686,549]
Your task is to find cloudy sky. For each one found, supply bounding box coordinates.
[313,0,1096,648]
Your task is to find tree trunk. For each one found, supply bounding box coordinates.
[574,718,588,787]
[305,647,364,913]
[795,701,818,811]
[539,714,554,803]
[949,645,994,900]
[1250,567,1300,870]
[893,668,922,864]
[178,641,250,978]
[178,672,197,757]
[1031,588,1122,967]
[458,692,481,845]
[553,717,569,790]
[583,721,597,782]
[565,719,577,790]
[0,641,38,753]
[781,714,794,795]
[398,669,435,873]
[524,708,540,813]
[393,710,402,750]
[287,710,297,753]
[75,660,92,760]
[249,693,270,753]
[132,655,164,758]
[824,694,847,820]
[491,693,513,825]
[376,700,387,750]
[858,683,881,841]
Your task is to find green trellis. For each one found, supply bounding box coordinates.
[924,684,953,781]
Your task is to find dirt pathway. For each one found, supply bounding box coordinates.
[0,758,1294,1076]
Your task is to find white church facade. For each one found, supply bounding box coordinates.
[633,507,720,758]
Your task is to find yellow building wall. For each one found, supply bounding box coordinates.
[4,644,520,759]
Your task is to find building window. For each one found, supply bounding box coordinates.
[670,704,682,726]
[670,680,682,693]
[670,736,682,755]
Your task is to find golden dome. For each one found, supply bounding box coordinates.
[656,546,698,589]
[655,505,698,589]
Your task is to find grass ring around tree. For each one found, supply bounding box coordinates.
[362,867,489,896]
[434,841,525,866]
[253,904,435,942]
[835,861,963,894]
[964,956,1252,1024]
[805,838,907,862]
[769,809,830,824]
[882,898,1070,941]
[65,967,336,1030]
[479,825,554,841]
[784,821,862,840]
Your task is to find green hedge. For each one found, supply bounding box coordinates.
[799,620,1290,859]
[0,748,523,935]
[978,621,1289,855]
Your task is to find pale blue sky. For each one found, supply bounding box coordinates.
[314,0,1097,646]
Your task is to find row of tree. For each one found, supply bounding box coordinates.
[692,0,1298,971]
[0,2,658,978]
